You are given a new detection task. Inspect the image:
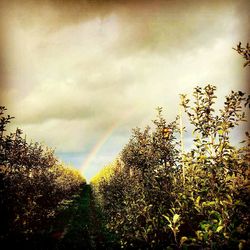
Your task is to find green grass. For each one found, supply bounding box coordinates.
[53,184,119,249]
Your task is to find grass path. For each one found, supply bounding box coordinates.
[52,184,119,249]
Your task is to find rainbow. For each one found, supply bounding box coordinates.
[80,100,143,181]
[80,106,138,179]
[80,121,119,176]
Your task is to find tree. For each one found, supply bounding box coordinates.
[0,106,85,243]
[92,85,250,249]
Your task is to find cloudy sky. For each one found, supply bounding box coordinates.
[0,0,249,181]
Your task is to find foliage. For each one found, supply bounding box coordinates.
[91,159,122,206]
[0,106,85,242]
[233,42,250,67]
[92,85,250,249]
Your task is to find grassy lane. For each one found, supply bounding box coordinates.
[54,184,119,250]
[54,185,92,249]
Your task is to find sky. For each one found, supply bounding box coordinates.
[0,0,249,182]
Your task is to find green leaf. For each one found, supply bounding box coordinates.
[173,214,180,224]
[216,225,223,233]
[180,236,188,246]
[162,214,171,223]
[195,196,201,206]
[226,194,233,204]
[218,129,223,135]
[202,201,215,207]
[196,230,203,240]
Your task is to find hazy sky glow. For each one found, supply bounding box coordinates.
[0,0,249,181]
